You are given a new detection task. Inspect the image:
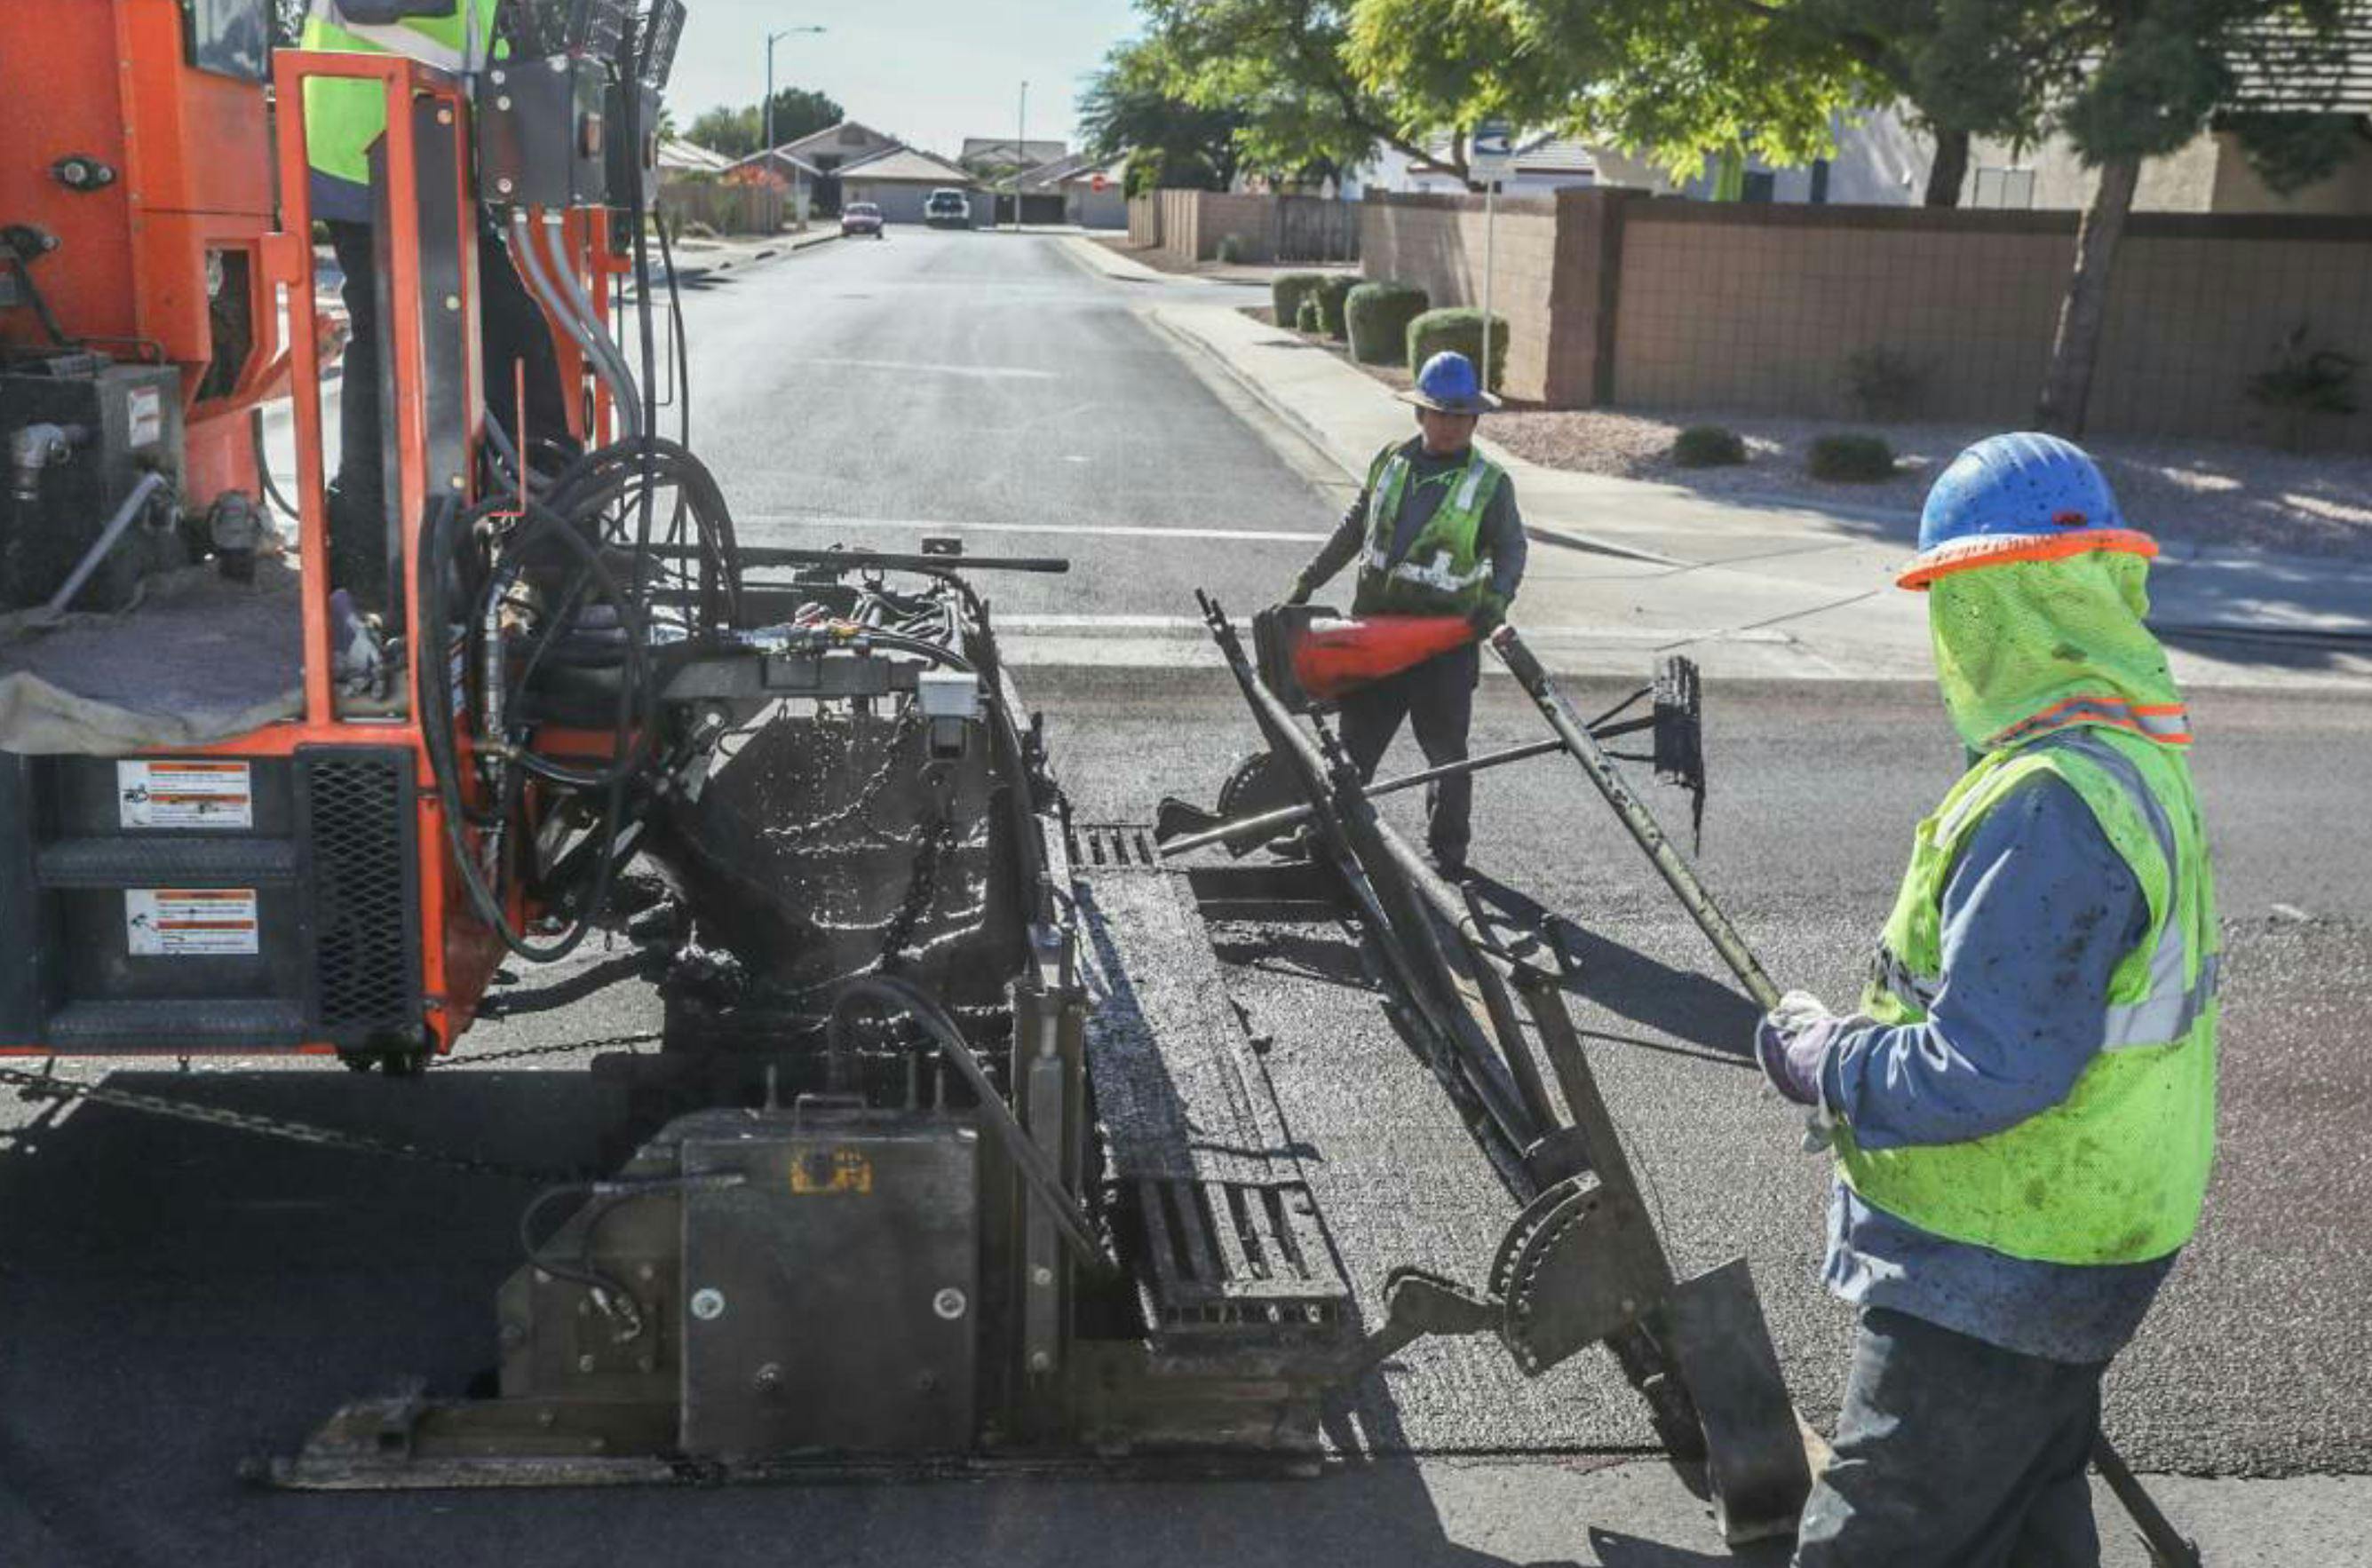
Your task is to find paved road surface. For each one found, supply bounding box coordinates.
[14,234,2366,1564]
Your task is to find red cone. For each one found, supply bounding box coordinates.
[1289,614,1474,701]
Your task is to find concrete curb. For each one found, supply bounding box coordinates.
[1144,305,1688,570]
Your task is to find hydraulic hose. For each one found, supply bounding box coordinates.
[510,209,641,441]
[829,975,1112,1279]
[537,213,645,441]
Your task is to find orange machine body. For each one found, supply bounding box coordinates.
[0,21,618,1063]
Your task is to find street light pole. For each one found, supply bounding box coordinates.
[1011,79,1027,232]
[762,25,826,160]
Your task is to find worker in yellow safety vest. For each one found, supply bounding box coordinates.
[300,2,567,611]
[1754,432,2217,1567]
[1284,351,1527,875]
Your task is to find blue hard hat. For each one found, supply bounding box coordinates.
[1900,432,2154,589]
[1400,351,1500,415]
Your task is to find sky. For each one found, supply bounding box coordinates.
[662,0,1144,160]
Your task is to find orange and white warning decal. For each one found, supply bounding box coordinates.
[117,760,254,830]
[126,888,260,957]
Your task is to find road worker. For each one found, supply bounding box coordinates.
[1754,432,2218,1566]
[301,1,567,611]
[1286,350,1527,875]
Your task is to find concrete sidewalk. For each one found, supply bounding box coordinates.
[1138,282,2372,690]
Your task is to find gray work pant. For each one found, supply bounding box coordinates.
[1336,641,1479,859]
[1796,1307,2106,1568]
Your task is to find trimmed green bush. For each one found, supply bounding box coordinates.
[1296,295,1324,333]
[1406,307,1511,392]
[1273,272,1329,329]
[1671,425,1748,468]
[1806,432,1897,482]
[1215,232,1249,264]
[1345,281,1429,366]
[1313,273,1358,339]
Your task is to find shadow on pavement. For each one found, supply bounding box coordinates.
[1460,875,1761,1058]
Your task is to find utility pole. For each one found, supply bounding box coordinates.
[1011,79,1028,232]
[762,25,826,162]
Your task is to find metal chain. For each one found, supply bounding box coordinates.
[0,1063,592,1185]
[759,709,924,847]
[877,771,959,970]
[432,1027,663,1069]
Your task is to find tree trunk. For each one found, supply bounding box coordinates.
[1924,127,1970,207]
[2035,154,2140,438]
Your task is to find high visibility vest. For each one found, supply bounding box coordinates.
[300,2,499,194]
[1838,724,2219,1265]
[1353,442,1504,617]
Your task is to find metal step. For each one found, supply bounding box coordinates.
[44,999,307,1049]
[36,836,298,888]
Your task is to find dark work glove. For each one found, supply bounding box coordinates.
[1285,579,1313,607]
[1466,599,1505,636]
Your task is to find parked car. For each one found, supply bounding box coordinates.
[924,188,971,228]
[840,202,885,238]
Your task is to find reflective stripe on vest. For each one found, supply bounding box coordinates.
[1879,731,2217,1052]
[1989,693,2193,750]
[1354,444,1502,614]
[1843,723,2218,1265]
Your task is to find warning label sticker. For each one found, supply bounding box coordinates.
[117,760,254,830]
[126,385,163,449]
[126,889,260,957]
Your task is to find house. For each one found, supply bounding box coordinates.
[837,146,986,226]
[657,139,734,176]
[1018,151,1128,229]
[1716,19,2372,210]
[959,137,1068,179]
[748,120,903,213]
[723,146,823,223]
[1342,134,1606,200]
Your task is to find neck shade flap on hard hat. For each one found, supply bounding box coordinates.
[1927,550,2191,754]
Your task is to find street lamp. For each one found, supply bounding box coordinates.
[763,25,826,158]
[1011,79,1027,232]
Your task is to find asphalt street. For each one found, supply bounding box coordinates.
[10,233,2368,1565]
[667,229,1353,622]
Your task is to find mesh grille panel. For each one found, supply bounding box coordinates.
[302,751,417,1039]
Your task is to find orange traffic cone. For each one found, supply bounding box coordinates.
[1287,613,1474,702]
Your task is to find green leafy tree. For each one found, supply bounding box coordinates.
[683,89,844,159]
[1136,0,1456,183]
[1081,39,1246,190]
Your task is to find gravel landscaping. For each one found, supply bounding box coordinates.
[1485,410,2372,560]
[1252,306,2372,560]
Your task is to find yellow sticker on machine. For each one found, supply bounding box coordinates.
[789,1148,874,1196]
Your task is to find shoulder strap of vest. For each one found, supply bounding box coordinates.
[311,1,479,70]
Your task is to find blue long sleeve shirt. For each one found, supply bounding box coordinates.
[1818,773,2176,1365]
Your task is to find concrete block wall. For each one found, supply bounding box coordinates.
[1358,193,1565,400]
[1361,188,2372,440]
[1617,203,2372,441]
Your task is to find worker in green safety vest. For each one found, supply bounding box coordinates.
[1754,432,2218,1566]
[299,1,566,612]
[1285,351,1527,875]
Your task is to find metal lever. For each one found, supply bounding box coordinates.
[1317,1268,1499,1384]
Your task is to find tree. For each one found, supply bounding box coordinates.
[1135,0,1460,184]
[2011,1,2357,432]
[1081,40,1244,190]
[682,89,844,159]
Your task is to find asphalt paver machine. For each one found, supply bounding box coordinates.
[0,2,1823,1548]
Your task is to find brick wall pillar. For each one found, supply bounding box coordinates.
[1545,187,1640,407]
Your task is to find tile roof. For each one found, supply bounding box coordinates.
[837,146,979,186]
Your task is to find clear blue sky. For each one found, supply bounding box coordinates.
[666,0,1142,159]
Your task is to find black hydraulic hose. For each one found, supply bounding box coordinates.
[829,975,1111,1279]
[250,407,301,521]
[417,497,633,962]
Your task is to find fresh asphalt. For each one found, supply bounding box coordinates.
[6,231,2366,1564]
